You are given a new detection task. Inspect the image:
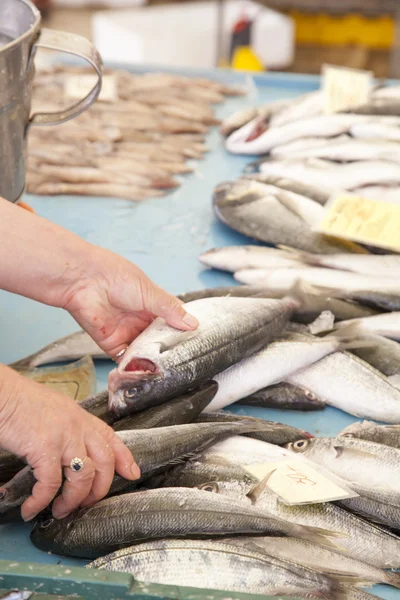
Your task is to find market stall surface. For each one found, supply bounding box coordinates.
[0,66,396,600]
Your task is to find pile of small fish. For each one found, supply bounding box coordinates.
[220,84,400,204]
[26,65,243,201]
[3,293,400,600]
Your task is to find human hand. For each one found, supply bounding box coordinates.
[61,248,199,359]
[0,366,140,521]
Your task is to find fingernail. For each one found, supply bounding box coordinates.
[182,313,199,329]
[131,463,141,480]
[22,513,35,523]
[53,508,69,520]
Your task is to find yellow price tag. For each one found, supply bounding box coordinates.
[322,64,373,114]
[317,193,400,253]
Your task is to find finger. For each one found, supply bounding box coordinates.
[80,433,115,508]
[142,281,199,331]
[21,458,62,522]
[111,433,141,480]
[52,453,95,519]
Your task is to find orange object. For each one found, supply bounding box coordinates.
[18,201,35,213]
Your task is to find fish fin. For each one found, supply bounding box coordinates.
[275,191,309,223]
[324,325,378,351]
[324,573,375,588]
[308,311,336,334]
[285,278,333,311]
[293,523,348,551]
[388,374,400,390]
[246,474,275,504]
[384,570,400,590]
[333,445,375,461]
[277,245,323,266]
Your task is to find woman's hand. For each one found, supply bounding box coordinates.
[61,249,198,359]
[0,366,140,522]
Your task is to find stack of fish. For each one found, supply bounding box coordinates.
[26,65,243,201]
[3,294,400,600]
[221,85,400,204]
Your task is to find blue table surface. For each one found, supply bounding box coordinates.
[0,66,396,599]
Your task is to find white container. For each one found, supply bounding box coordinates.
[92,1,294,70]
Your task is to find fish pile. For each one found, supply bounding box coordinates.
[26,65,243,201]
[2,295,400,600]
[220,85,400,205]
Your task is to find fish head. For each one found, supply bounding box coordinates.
[108,362,163,417]
[284,438,316,456]
[30,511,76,552]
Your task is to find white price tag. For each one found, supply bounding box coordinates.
[322,64,373,115]
[245,459,357,505]
[65,74,117,103]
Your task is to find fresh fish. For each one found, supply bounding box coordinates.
[282,248,400,279]
[0,420,266,511]
[87,538,335,599]
[195,412,313,445]
[238,382,325,411]
[338,495,400,531]
[245,173,330,205]
[205,331,366,412]
[235,266,400,294]
[271,135,400,165]
[202,464,400,568]
[237,536,400,588]
[349,335,400,377]
[9,330,106,369]
[30,487,335,558]
[112,382,218,431]
[213,178,364,254]
[286,436,400,506]
[340,420,400,449]
[108,296,299,416]
[199,246,303,272]
[259,158,400,192]
[287,349,400,423]
[335,313,400,341]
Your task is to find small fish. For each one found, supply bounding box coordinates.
[9,330,106,370]
[87,538,335,599]
[108,296,299,416]
[335,313,400,341]
[340,420,400,449]
[112,382,218,431]
[199,246,304,272]
[286,436,400,507]
[238,382,325,411]
[30,487,335,558]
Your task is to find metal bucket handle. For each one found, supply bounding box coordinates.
[27,28,103,130]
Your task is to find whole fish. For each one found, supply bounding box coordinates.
[196,461,400,568]
[235,267,400,294]
[349,335,400,377]
[283,248,400,279]
[87,538,335,599]
[236,536,400,588]
[340,420,400,449]
[239,382,325,411]
[195,413,313,445]
[9,330,106,369]
[205,331,366,412]
[30,487,335,558]
[213,178,363,254]
[108,296,299,416]
[338,495,400,531]
[112,382,218,431]
[286,436,400,506]
[287,349,400,423]
[199,246,303,272]
[335,313,400,341]
[0,420,266,511]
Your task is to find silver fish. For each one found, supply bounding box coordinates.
[9,330,106,369]
[335,312,400,341]
[238,382,326,411]
[199,246,303,272]
[340,420,400,449]
[108,296,298,416]
[30,487,335,558]
[349,335,400,377]
[87,538,335,599]
[286,437,400,506]
[338,495,400,531]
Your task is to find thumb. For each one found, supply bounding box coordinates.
[144,282,199,331]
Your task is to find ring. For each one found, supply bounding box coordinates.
[69,457,86,472]
[114,348,127,360]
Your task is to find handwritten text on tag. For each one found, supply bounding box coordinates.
[322,64,373,114]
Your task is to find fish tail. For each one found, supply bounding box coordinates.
[384,570,400,589]
[285,278,331,311]
[326,323,374,350]
[277,245,322,267]
[294,523,344,551]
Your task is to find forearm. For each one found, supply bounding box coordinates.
[0,198,100,307]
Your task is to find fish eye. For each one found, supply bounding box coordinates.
[40,519,54,529]
[124,389,136,399]
[292,439,310,452]
[199,482,219,493]
[305,390,316,400]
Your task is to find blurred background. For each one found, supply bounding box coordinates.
[31,0,400,77]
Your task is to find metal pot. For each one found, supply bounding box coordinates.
[0,0,103,203]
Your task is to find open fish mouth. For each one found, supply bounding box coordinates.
[108,359,161,414]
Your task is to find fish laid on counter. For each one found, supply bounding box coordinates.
[30,487,335,558]
[213,178,365,254]
[286,437,400,506]
[108,296,299,416]
[340,420,400,449]
[237,382,325,411]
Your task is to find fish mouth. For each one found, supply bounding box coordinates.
[108,359,161,416]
